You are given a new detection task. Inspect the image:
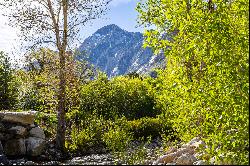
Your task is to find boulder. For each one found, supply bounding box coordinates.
[0,134,4,141]
[4,138,26,156]
[193,160,208,165]
[165,147,177,154]
[0,155,11,165]
[0,133,14,141]
[0,111,35,125]
[26,137,46,156]
[29,127,45,139]
[8,126,27,137]
[175,153,197,165]
[182,137,205,151]
[0,141,3,155]
[153,153,177,164]
[175,147,195,156]
[30,124,36,128]
[0,123,5,132]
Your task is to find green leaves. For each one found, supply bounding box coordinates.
[137,0,249,164]
[79,76,159,120]
[0,51,19,110]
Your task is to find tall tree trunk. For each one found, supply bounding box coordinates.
[56,0,68,152]
[56,49,66,152]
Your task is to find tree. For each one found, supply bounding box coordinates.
[137,0,249,164]
[0,0,112,152]
[0,51,19,110]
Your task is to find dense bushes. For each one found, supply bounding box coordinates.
[67,113,107,153]
[79,75,160,120]
[66,112,173,153]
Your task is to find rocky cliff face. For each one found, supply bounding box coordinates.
[78,24,165,78]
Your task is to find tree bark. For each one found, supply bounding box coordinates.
[56,49,66,152]
[55,0,68,152]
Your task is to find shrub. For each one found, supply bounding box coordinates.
[79,76,159,120]
[102,120,133,152]
[127,116,173,140]
[66,113,107,153]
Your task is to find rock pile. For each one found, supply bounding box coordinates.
[0,111,46,157]
[153,137,208,165]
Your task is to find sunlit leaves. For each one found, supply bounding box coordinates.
[137,0,249,164]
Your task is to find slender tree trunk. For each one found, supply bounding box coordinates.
[55,0,68,152]
[56,49,66,152]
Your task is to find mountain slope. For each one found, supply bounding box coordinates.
[78,24,165,77]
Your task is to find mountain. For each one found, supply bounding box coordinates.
[78,24,165,78]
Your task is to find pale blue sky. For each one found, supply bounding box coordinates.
[0,0,143,61]
[80,0,144,39]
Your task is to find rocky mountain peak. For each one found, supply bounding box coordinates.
[95,24,124,35]
[78,24,165,78]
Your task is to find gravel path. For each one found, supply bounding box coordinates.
[9,153,116,165]
[8,139,163,165]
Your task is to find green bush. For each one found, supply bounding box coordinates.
[79,75,159,120]
[66,113,107,153]
[127,116,173,140]
[102,118,133,152]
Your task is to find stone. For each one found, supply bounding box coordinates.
[153,153,177,164]
[175,147,195,156]
[189,137,201,144]
[26,137,46,156]
[190,141,206,150]
[182,137,206,151]
[0,133,14,141]
[0,134,3,141]
[25,161,36,165]
[29,127,45,139]
[175,153,197,165]
[8,126,27,136]
[4,138,26,156]
[166,163,176,165]
[0,155,11,165]
[165,147,177,154]
[0,123,5,132]
[0,111,35,125]
[0,141,3,155]
[193,160,208,165]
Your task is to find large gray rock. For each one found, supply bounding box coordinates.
[4,138,26,156]
[8,126,27,137]
[175,153,197,165]
[0,111,35,125]
[153,153,177,164]
[26,137,46,156]
[29,127,45,139]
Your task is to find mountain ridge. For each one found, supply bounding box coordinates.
[78,24,165,78]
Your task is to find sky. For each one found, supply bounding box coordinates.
[0,0,144,62]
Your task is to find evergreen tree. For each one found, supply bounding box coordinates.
[0,51,18,110]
